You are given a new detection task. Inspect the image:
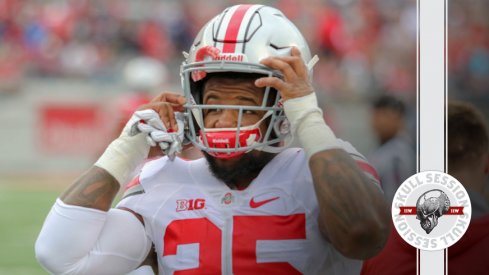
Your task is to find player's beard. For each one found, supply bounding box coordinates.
[203,151,276,189]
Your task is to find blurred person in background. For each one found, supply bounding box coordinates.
[35,4,389,274]
[444,100,489,274]
[361,100,489,275]
[448,101,489,214]
[117,56,167,134]
[368,94,415,204]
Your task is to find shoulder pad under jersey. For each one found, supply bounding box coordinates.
[122,176,145,199]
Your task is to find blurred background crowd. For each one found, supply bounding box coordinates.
[448,0,489,118]
[0,0,488,273]
[0,0,417,100]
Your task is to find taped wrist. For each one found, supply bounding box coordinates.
[95,119,150,185]
[283,93,339,158]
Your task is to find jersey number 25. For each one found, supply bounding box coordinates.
[163,214,306,274]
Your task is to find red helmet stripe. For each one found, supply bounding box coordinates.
[222,4,254,53]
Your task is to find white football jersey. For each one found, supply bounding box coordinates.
[117,143,380,275]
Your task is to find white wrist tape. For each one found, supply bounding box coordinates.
[95,115,150,185]
[283,93,339,158]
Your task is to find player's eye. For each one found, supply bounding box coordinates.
[243,109,257,115]
[205,108,221,115]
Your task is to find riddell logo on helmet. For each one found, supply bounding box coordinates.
[213,54,246,62]
[212,138,230,143]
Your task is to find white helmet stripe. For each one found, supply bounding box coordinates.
[234,5,263,53]
[215,5,240,42]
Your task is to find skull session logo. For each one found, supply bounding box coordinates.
[416,190,451,234]
[392,171,471,251]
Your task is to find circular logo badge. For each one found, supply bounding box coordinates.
[221,192,234,205]
[392,171,472,251]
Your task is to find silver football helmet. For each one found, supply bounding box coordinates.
[181,4,315,158]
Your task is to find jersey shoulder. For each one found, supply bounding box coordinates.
[117,156,204,215]
[121,156,197,200]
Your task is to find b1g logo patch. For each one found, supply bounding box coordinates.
[392,171,471,250]
[176,198,206,212]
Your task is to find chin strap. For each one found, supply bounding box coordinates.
[257,134,293,153]
[307,55,320,71]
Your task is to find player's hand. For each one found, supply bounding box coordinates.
[139,93,187,131]
[128,93,187,160]
[255,47,314,101]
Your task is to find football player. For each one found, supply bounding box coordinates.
[36,5,389,274]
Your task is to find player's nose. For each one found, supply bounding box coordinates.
[215,109,238,128]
